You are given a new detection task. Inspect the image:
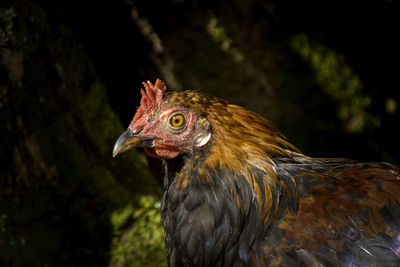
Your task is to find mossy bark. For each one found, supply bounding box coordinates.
[0,1,165,266]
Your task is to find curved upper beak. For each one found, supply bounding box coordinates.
[112,128,156,158]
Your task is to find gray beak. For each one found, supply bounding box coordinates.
[112,128,156,157]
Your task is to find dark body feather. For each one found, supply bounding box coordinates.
[158,91,400,267]
[162,154,400,267]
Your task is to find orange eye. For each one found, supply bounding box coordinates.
[169,114,185,128]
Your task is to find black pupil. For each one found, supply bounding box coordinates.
[171,115,184,127]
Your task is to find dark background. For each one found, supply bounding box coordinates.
[1,0,399,266]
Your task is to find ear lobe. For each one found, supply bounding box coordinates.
[193,116,211,148]
[194,130,211,148]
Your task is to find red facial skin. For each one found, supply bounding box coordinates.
[129,106,200,159]
[127,80,210,159]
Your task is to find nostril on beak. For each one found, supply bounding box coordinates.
[130,126,143,135]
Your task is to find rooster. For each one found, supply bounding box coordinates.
[113,79,400,267]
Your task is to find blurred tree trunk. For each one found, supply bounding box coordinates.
[0,1,164,266]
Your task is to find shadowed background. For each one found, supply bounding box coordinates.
[0,0,399,266]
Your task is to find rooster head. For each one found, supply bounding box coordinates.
[113,79,211,159]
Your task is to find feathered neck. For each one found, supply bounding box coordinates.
[164,90,302,214]
[205,101,301,219]
[205,101,299,169]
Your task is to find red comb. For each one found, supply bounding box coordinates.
[130,78,166,126]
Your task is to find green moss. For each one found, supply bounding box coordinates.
[110,196,167,267]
